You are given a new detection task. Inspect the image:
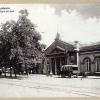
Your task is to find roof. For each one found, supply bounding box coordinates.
[45,39,75,55]
[80,43,100,52]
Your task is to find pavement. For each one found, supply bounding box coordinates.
[0,74,100,97]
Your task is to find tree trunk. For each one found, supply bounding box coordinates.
[4,67,6,77]
[14,69,17,78]
[10,67,12,77]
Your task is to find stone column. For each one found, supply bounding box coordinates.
[54,58,57,75]
[74,41,80,73]
[49,58,53,75]
[77,51,80,73]
[60,57,62,67]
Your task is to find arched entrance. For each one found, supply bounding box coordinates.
[84,58,91,72]
[94,57,100,72]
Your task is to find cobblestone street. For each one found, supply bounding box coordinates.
[0,74,100,97]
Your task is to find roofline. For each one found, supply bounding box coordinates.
[44,40,56,53]
[45,39,74,52]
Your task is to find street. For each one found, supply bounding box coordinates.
[0,74,100,97]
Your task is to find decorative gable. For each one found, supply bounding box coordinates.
[50,46,65,54]
[45,39,74,55]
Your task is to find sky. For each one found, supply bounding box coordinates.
[0,4,100,47]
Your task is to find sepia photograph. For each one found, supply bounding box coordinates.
[0,2,100,97]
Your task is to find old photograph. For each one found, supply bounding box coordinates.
[0,3,100,97]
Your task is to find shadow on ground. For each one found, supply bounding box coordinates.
[54,75,100,79]
[0,75,28,80]
[87,77,100,79]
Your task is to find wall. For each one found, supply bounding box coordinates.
[79,51,100,74]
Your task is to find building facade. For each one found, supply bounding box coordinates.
[44,34,100,75]
[44,34,77,75]
[80,44,100,75]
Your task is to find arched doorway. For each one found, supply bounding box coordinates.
[94,57,100,72]
[84,58,91,72]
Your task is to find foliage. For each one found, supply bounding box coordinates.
[0,9,46,74]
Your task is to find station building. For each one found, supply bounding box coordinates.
[44,33,100,75]
[44,33,77,75]
[80,43,100,75]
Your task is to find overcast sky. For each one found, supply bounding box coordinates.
[0,4,100,46]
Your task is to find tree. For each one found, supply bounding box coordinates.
[0,9,45,77]
[0,20,16,77]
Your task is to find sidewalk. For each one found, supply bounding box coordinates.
[52,74,100,79]
[87,76,100,79]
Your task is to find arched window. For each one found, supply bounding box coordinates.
[84,58,91,72]
[94,57,100,72]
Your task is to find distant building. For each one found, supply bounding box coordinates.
[44,33,100,75]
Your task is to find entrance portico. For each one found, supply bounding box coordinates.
[49,54,67,75]
[45,34,77,75]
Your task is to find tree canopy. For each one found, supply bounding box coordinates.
[0,9,46,75]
